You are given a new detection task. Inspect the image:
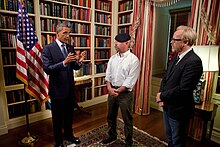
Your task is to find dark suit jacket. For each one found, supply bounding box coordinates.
[160,49,203,120]
[42,41,81,99]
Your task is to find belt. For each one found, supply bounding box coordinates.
[111,86,120,89]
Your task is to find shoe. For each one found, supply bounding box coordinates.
[102,137,117,144]
[125,143,132,147]
[53,143,64,147]
[64,136,81,144]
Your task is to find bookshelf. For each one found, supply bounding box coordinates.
[0,0,43,123]
[93,0,112,99]
[117,0,133,34]
[0,0,115,133]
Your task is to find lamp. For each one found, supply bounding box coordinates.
[192,45,219,104]
[193,45,219,72]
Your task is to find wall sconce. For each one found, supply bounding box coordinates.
[192,45,219,104]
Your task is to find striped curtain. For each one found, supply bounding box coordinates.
[130,0,154,115]
[190,0,220,101]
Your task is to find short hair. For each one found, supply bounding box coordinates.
[56,23,70,32]
[176,25,197,46]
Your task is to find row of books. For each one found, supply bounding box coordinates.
[74,63,91,77]
[72,36,90,47]
[52,0,91,7]
[94,76,106,86]
[40,2,91,21]
[41,19,90,34]
[6,89,24,104]
[95,13,111,24]
[94,86,107,97]
[96,0,111,12]
[187,117,204,141]
[118,0,133,12]
[4,67,22,86]
[0,15,17,29]
[0,32,17,47]
[41,34,90,48]
[41,34,56,47]
[94,62,107,74]
[0,0,34,13]
[2,50,16,65]
[0,15,34,30]
[94,49,110,60]
[118,13,133,24]
[95,25,111,36]
[95,38,111,47]
[118,26,132,34]
[75,87,92,102]
[8,100,41,119]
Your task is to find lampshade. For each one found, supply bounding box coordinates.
[193,45,219,71]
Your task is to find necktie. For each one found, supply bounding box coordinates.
[61,43,68,57]
[175,55,180,65]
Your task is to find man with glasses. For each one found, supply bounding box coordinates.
[156,25,203,147]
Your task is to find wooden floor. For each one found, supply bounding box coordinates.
[0,102,219,147]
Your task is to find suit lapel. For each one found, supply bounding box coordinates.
[53,41,66,59]
[166,50,193,81]
[166,57,177,80]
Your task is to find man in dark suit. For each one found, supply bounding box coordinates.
[156,25,203,147]
[42,23,85,147]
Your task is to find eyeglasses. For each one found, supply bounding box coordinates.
[171,38,183,42]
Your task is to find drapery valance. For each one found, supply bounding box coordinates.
[150,0,181,7]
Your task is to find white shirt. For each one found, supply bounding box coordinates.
[105,50,140,91]
[177,47,193,64]
[56,39,66,52]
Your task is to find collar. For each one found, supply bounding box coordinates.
[178,47,192,60]
[56,39,65,48]
[117,50,130,57]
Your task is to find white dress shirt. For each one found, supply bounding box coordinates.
[105,50,140,91]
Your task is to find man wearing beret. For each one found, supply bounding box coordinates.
[102,33,140,147]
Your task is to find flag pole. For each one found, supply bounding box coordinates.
[17,0,39,146]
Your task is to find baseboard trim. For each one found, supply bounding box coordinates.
[0,124,8,135]
[6,110,51,130]
[78,95,107,108]
[211,128,220,144]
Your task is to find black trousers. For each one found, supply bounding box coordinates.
[51,97,75,144]
[107,91,134,144]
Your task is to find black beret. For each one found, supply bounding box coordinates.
[115,33,131,42]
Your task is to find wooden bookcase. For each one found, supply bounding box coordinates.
[0,0,115,133]
[0,0,44,124]
[117,0,133,34]
[93,0,112,99]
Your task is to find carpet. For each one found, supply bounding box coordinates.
[67,118,167,147]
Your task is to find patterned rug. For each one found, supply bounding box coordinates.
[67,118,167,147]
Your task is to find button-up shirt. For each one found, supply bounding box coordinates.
[105,50,140,91]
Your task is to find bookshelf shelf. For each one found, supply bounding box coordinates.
[118,9,133,14]
[0,10,35,16]
[0,29,16,32]
[4,84,24,91]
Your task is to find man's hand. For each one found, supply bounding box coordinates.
[156,92,165,107]
[63,52,78,65]
[156,92,161,103]
[78,51,86,63]
[108,87,119,98]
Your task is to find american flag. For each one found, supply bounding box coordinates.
[16,1,49,105]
